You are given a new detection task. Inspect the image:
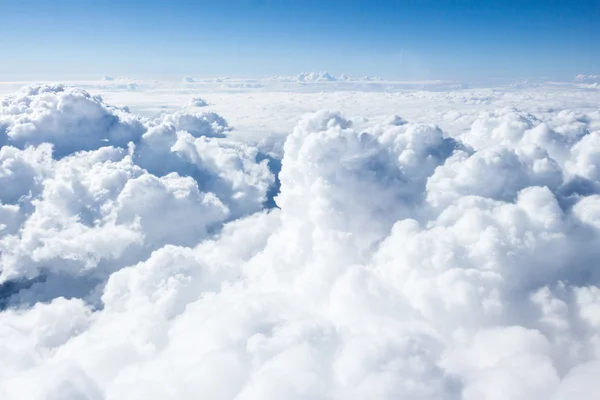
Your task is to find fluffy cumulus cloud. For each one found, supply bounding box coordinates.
[0,85,146,156]
[2,83,600,400]
[188,96,209,107]
[269,71,384,83]
[575,74,600,83]
[0,85,273,301]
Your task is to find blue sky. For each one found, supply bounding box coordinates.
[0,0,598,81]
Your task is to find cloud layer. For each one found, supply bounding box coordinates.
[1,83,600,399]
[0,85,273,298]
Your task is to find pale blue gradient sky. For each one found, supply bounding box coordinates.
[0,0,598,80]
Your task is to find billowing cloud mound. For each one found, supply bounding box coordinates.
[575,75,600,89]
[298,71,337,82]
[0,85,274,302]
[2,85,600,399]
[188,96,209,107]
[270,72,384,83]
[575,74,600,83]
[0,85,145,156]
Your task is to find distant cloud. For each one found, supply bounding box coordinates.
[94,77,152,91]
[268,71,384,83]
[187,97,209,107]
[575,74,600,83]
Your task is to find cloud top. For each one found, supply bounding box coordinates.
[1,83,600,399]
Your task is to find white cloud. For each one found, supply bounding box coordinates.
[575,74,600,83]
[187,96,209,107]
[0,84,275,296]
[0,85,146,157]
[267,72,384,83]
[2,81,600,399]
